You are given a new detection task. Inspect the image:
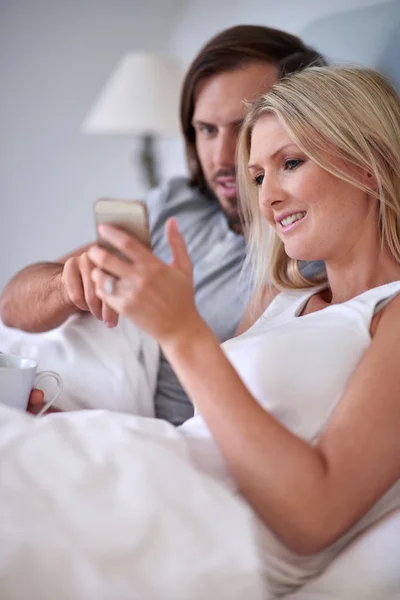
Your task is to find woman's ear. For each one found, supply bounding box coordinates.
[348,162,378,192]
[365,170,378,191]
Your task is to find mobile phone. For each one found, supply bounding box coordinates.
[94,198,151,256]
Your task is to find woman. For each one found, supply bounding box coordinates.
[86,66,400,593]
[20,67,400,595]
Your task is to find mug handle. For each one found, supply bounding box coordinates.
[34,371,63,417]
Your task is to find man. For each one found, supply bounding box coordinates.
[1,25,325,424]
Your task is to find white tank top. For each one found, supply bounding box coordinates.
[180,280,400,594]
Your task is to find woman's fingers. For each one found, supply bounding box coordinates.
[91,269,133,311]
[88,222,197,346]
[166,218,193,276]
[102,302,119,328]
[95,225,152,264]
[88,246,134,280]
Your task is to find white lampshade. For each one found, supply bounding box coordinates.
[81,52,183,137]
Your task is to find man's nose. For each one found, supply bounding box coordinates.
[213,130,236,168]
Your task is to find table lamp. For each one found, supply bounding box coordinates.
[81,52,183,188]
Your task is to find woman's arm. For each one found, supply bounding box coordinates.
[163,299,400,554]
[88,222,400,555]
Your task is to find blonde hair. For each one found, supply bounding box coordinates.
[237,66,400,296]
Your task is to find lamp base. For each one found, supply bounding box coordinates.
[140,134,158,189]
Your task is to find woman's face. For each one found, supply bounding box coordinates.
[248,114,377,263]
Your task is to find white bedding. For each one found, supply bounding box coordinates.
[0,313,159,415]
[0,406,265,600]
[1,317,399,598]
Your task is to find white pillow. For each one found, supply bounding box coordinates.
[0,313,159,416]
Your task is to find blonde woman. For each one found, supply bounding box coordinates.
[86,66,400,594]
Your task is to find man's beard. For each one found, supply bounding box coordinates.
[213,191,243,234]
[205,170,244,234]
[225,209,243,234]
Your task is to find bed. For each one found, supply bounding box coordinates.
[0,315,399,599]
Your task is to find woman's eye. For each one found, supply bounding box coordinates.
[284,159,303,171]
[252,173,264,186]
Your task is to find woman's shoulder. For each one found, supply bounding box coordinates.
[234,284,278,337]
[234,284,317,336]
[370,282,400,337]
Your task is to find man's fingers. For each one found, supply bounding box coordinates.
[29,389,45,405]
[27,389,45,415]
[79,254,103,320]
[62,258,88,312]
[28,389,62,416]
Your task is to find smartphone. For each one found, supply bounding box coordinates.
[94,198,151,257]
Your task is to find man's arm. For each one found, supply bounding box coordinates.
[0,261,75,332]
[0,243,118,332]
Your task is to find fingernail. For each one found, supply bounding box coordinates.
[105,321,116,328]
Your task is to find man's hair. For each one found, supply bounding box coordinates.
[180,24,327,194]
[237,66,400,294]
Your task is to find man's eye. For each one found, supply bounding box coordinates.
[284,159,303,171]
[252,173,264,186]
[198,124,216,135]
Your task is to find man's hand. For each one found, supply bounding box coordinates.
[0,243,120,333]
[62,251,119,328]
[28,389,62,416]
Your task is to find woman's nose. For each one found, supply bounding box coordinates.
[258,175,284,209]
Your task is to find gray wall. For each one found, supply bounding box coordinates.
[301,0,400,87]
[1,0,399,291]
[0,0,186,290]
[168,0,399,67]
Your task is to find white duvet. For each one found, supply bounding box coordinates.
[0,314,264,598]
[0,406,265,600]
[1,315,400,599]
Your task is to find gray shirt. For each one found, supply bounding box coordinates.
[146,176,324,426]
[146,177,249,425]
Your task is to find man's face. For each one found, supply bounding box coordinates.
[192,61,279,230]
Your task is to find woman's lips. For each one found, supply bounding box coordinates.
[279,213,307,233]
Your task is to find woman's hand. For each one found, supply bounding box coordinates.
[27,389,62,415]
[88,218,206,348]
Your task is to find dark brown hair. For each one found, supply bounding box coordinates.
[180,25,327,194]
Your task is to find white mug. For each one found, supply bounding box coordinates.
[0,352,63,416]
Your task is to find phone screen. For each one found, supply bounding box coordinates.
[94,198,151,256]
